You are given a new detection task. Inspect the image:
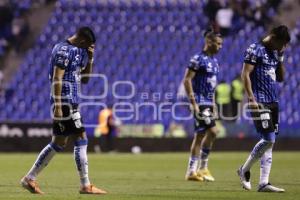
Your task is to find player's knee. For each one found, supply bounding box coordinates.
[51,139,67,149]
[194,133,203,142]
[208,128,219,139]
[261,139,274,151]
[212,130,219,138]
[261,131,276,144]
[49,142,64,152]
[253,139,273,158]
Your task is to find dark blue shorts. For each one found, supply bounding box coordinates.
[194,105,216,134]
[251,102,279,134]
[52,104,85,136]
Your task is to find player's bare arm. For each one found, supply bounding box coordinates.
[183,68,199,114]
[53,66,65,118]
[241,63,258,109]
[81,44,95,84]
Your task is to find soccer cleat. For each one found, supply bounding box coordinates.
[20,176,44,194]
[79,184,107,195]
[258,183,285,193]
[197,168,215,182]
[237,166,251,190]
[185,171,204,181]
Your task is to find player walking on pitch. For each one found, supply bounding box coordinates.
[238,25,290,192]
[184,30,223,182]
[20,27,107,195]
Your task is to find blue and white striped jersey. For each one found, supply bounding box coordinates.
[244,42,280,103]
[187,52,219,105]
[49,40,88,105]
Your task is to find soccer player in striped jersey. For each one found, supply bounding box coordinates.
[237,25,290,192]
[21,27,107,195]
[184,30,223,182]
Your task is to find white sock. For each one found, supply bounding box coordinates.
[259,146,273,185]
[198,148,210,170]
[74,139,90,187]
[187,156,199,174]
[26,143,62,180]
[242,139,273,172]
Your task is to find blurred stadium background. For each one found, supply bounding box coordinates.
[0,0,299,152]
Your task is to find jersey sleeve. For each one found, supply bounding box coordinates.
[54,46,71,69]
[187,54,204,71]
[244,44,259,65]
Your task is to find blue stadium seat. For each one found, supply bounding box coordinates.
[1,0,298,134]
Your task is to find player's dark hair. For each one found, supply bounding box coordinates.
[77,27,96,43]
[270,25,290,43]
[203,28,222,40]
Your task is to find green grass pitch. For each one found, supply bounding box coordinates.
[0,152,299,200]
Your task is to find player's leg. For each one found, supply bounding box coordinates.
[258,103,284,192]
[71,131,107,194]
[238,106,275,190]
[242,135,274,172]
[72,132,90,187]
[67,106,106,194]
[259,104,279,187]
[256,131,284,192]
[238,134,274,191]
[21,135,67,194]
[197,126,218,181]
[185,132,205,181]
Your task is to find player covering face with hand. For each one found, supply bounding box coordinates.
[183,29,223,182]
[20,27,107,195]
[238,25,290,193]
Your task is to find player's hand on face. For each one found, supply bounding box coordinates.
[87,44,95,60]
[279,44,288,55]
[278,49,284,56]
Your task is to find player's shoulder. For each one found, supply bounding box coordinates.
[246,42,258,51]
[190,52,206,63]
[54,41,74,53]
[245,42,264,56]
[53,42,76,59]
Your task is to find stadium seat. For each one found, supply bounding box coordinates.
[1,0,298,135]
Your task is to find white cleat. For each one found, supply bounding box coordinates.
[237,166,251,190]
[258,183,285,193]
